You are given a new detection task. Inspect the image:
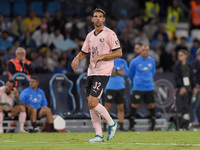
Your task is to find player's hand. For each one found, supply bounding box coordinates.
[92,55,104,64]
[71,57,79,71]
[179,87,187,95]
[12,87,19,97]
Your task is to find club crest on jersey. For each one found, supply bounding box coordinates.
[148,63,152,67]
[115,40,120,46]
[99,38,105,43]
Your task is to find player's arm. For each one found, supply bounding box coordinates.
[129,60,136,83]
[92,48,122,63]
[116,69,125,76]
[71,51,88,71]
[13,88,21,105]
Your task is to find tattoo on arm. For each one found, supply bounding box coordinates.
[15,97,21,105]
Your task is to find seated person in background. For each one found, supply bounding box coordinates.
[20,76,57,132]
[8,47,34,80]
[0,80,27,133]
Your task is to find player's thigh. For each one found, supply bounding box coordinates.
[38,107,51,118]
[26,106,37,118]
[105,89,117,104]
[0,105,3,112]
[143,91,155,104]
[116,89,125,104]
[132,91,143,104]
[90,76,110,98]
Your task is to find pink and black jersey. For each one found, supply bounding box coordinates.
[0,86,14,111]
[81,26,121,76]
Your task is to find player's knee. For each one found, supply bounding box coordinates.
[30,107,37,114]
[46,107,52,114]
[0,105,3,112]
[118,106,124,113]
[132,104,139,108]
[19,105,26,112]
[148,103,154,108]
[88,101,98,110]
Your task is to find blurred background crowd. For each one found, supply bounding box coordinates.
[0,0,199,76]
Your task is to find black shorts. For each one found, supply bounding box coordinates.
[85,76,110,98]
[26,107,41,120]
[132,91,155,104]
[105,89,125,104]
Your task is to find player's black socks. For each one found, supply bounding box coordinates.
[148,108,155,117]
[148,108,156,131]
[32,122,37,128]
[130,107,137,118]
[129,107,137,129]
[50,123,57,132]
[103,123,107,131]
[118,122,127,131]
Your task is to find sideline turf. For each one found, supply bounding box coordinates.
[0,131,200,150]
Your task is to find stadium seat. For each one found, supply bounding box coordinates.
[0,1,10,16]
[175,30,189,38]
[13,1,27,16]
[176,22,189,30]
[30,1,43,17]
[191,29,200,40]
[76,72,103,119]
[0,80,5,87]
[11,73,29,93]
[47,1,61,16]
[49,73,76,118]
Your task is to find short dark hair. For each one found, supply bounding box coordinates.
[91,8,106,17]
[179,49,188,56]
[31,76,39,82]
[135,43,142,47]
[8,80,15,87]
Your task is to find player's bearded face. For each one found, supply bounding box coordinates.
[92,12,105,27]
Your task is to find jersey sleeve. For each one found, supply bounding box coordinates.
[81,34,90,54]
[108,31,121,51]
[19,90,27,104]
[129,60,136,83]
[41,91,48,107]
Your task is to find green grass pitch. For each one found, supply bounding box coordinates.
[0,131,200,150]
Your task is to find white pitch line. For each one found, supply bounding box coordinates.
[2,140,69,144]
[2,141,200,147]
[92,142,200,147]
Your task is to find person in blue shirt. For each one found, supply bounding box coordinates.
[103,58,129,131]
[20,76,57,132]
[129,45,156,131]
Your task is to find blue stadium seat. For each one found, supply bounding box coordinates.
[13,1,27,16]
[76,73,103,118]
[30,1,43,16]
[0,80,5,87]
[47,1,61,16]
[0,1,10,16]
[49,73,76,118]
[11,73,29,93]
